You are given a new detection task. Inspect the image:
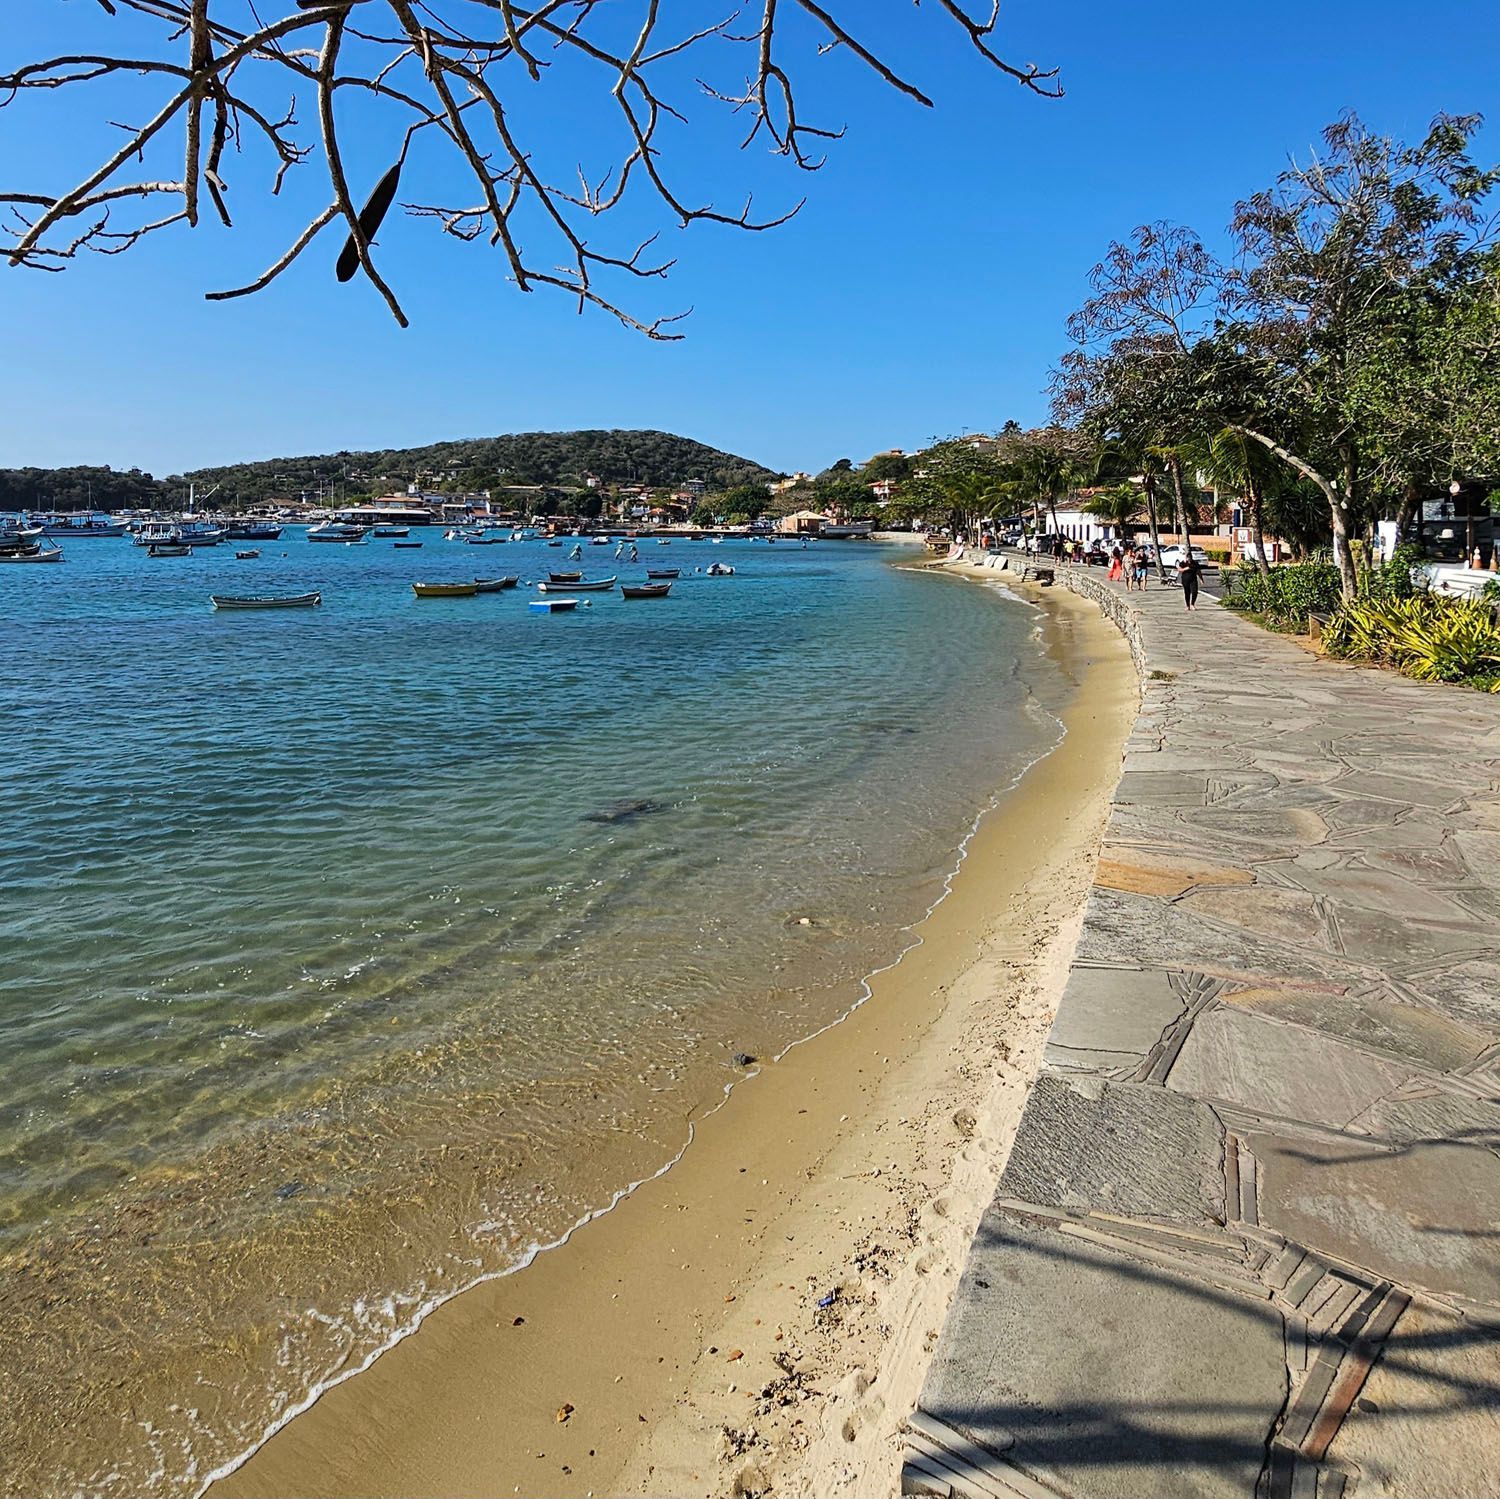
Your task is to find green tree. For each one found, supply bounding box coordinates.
[1224,111,1497,597]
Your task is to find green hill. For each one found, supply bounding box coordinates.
[0,430,779,511]
[177,429,778,504]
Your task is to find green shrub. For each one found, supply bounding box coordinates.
[1225,560,1343,630]
[1324,594,1500,689]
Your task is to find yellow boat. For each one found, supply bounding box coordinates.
[412,581,479,598]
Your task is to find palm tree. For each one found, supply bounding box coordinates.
[1081,483,1143,542]
[938,471,1007,545]
[1192,427,1281,582]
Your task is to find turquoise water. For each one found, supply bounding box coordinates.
[0,532,1059,1496]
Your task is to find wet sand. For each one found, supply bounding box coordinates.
[212,575,1136,1499]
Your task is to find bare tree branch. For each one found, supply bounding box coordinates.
[0,1,1058,331]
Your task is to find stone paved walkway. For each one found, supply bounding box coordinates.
[906,568,1500,1499]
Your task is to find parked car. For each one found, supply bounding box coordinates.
[1026,533,1061,555]
[1158,544,1211,568]
[1083,543,1111,566]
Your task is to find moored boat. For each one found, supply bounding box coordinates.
[529,597,579,612]
[412,581,479,598]
[223,521,284,541]
[148,543,191,557]
[235,549,261,560]
[474,575,519,592]
[707,562,735,576]
[621,582,671,599]
[372,524,410,538]
[308,521,368,542]
[538,576,614,592]
[646,567,680,579]
[394,540,424,549]
[33,510,128,538]
[0,539,64,563]
[210,592,321,609]
[548,570,583,583]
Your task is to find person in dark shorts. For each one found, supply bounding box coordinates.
[1177,552,1204,610]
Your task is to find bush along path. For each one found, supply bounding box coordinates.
[907,575,1500,1499]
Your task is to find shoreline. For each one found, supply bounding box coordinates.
[212,575,1137,1499]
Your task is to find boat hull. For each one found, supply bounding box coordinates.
[529,598,579,612]
[412,583,479,598]
[538,577,614,592]
[621,583,671,598]
[210,592,321,609]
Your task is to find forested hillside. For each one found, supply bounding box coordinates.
[1,430,778,510]
[179,429,776,504]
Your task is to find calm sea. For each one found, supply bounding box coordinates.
[0,531,1061,1496]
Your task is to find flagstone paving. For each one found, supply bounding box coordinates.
[906,566,1500,1499]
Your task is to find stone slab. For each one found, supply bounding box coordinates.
[1001,1075,1224,1225]
[1252,1134,1500,1306]
[1165,1006,1414,1130]
[922,1213,1289,1499]
[1045,967,1187,1064]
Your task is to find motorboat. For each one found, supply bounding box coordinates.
[412,581,479,598]
[474,576,520,592]
[394,540,424,549]
[178,520,226,546]
[646,567,680,579]
[132,520,180,547]
[223,520,284,541]
[0,521,45,545]
[210,592,321,609]
[591,535,612,545]
[621,582,671,599]
[148,543,191,557]
[464,534,506,545]
[235,549,261,560]
[308,521,368,542]
[538,576,614,592]
[372,524,411,537]
[529,597,579,612]
[707,562,735,576]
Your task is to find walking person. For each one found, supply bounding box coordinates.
[1177,551,1204,611]
[1108,545,1123,583]
[1131,547,1150,592]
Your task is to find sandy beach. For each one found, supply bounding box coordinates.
[212,572,1136,1499]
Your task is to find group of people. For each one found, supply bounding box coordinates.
[1104,543,1205,609]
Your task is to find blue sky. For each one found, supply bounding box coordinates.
[2,1,1497,477]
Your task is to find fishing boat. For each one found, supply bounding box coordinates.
[148,542,191,557]
[707,562,735,576]
[0,522,45,545]
[474,575,519,592]
[223,520,284,541]
[394,540,424,549]
[235,549,261,560]
[464,534,506,545]
[178,519,226,547]
[0,539,64,563]
[372,524,410,538]
[529,597,579,612]
[33,510,129,538]
[412,581,479,598]
[548,570,583,583]
[538,576,614,593]
[210,592,321,609]
[646,567,680,579]
[307,520,368,542]
[621,582,672,599]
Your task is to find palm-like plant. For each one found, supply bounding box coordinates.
[939,472,1008,544]
[1192,426,1282,581]
[1081,483,1143,539]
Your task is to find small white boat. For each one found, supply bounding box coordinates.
[538,576,614,592]
[707,562,735,576]
[148,543,191,557]
[0,540,64,563]
[529,597,580,612]
[308,521,367,542]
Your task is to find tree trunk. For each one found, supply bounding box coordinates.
[1230,425,1359,599]
[1249,475,1272,583]
[1167,453,1191,550]
[1143,473,1167,581]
